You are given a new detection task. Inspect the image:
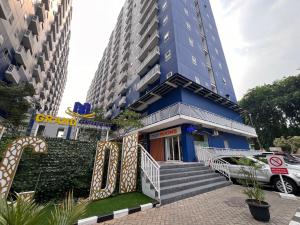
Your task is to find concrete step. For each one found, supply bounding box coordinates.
[160,181,231,205]
[159,163,204,169]
[160,166,209,175]
[160,173,220,187]
[160,176,226,195]
[160,169,212,181]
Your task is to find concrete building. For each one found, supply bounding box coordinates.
[0,0,72,115]
[86,0,258,162]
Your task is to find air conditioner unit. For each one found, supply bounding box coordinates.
[213,130,219,136]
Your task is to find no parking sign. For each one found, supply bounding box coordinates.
[267,155,289,174]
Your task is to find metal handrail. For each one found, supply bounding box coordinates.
[202,147,260,156]
[139,144,160,200]
[196,147,231,181]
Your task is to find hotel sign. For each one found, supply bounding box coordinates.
[35,114,77,126]
[150,127,181,140]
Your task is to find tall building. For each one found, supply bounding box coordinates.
[87,0,257,162]
[0,0,72,115]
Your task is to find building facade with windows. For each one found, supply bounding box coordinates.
[86,0,257,162]
[0,0,72,115]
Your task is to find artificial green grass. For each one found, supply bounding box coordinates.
[82,192,153,218]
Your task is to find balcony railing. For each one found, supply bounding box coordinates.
[139,2,158,25]
[141,103,257,137]
[138,31,159,62]
[29,16,40,35]
[136,64,160,91]
[15,46,30,68]
[140,0,155,14]
[138,18,159,47]
[139,14,158,36]
[5,64,20,84]
[137,46,160,76]
[0,0,12,21]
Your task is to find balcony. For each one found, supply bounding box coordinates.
[137,46,160,76]
[139,2,158,25]
[121,60,129,72]
[43,0,51,10]
[109,71,117,81]
[47,33,53,51]
[123,39,130,50]
[107,90,114,99]
[14,46,30,68]
[22,30,36,53]
[140,0,156,14]
[119,82,128,95]
[138,31,159,62]
[139,12,158,36]
[47,71,54,81]
[5,65,20,84]
[33,65,44,83]
[29,15,40,36]
[0,0,12,21]
[125,22,131,33]
[120,73,128,83]
[136,64,160,91]
[110,60,118,73]
[119,96,126,107]
[42,42,50,60]
[108,80,116,91]
[36,3,46,22]
[51,23,57,42]
[141,103,258,138]
[124,30,130,42]
[138,18,159,48]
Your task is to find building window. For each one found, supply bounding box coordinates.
[163,15,169,25]
[212,35,216,42]
[164,31,170,42]
[218,62,223,70]
[188,37,194,47]
[184,8,189,16]
[186,22,191,31]
[162,2,167,11]
[215,48,219,55]
[195,76,200,84]
[192,56,197,65]
[56,128,65,138]
[209,23,213,30]
[165,50,171,61]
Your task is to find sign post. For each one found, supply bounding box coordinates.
[266,155,288,194]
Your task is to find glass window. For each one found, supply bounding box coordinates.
[165,50,171,61]
[189,37,194,47]
[195,76,200,84]
[162,2,167,11]
[186,22,191,31]
[192,56,197,65]
[163,15,169,25]
[184,8,189,16]
[218,62,223,70]
[215,48,219,55]
[164,31,170,42]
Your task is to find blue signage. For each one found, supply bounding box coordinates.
[73,102,91,115]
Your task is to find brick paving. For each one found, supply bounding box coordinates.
[98,185,299,225]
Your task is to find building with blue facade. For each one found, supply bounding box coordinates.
[86,0,257,162]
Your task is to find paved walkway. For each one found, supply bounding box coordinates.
[98,185,299,225]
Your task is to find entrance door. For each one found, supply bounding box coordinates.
[165,136,181,161]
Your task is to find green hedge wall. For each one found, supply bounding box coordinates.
[0,137,141,203]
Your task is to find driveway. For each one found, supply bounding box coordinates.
[98,185,299,225]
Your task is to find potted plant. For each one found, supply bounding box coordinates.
[237,157,271,222]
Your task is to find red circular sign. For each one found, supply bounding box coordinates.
[269,156,283,167]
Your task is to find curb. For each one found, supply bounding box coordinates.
[74,202,159,225]
[289,207,300,225]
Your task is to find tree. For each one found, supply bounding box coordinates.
[239,75,300,149]
[0,81,35,129]
[273,136,300,153]
[111,109,143,141]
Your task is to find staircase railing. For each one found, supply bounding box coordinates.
[196,147,231,181]
[139,144,160,200]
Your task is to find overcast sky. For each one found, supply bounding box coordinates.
[58,0,300,116]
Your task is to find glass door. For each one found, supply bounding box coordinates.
[165,136,181,161]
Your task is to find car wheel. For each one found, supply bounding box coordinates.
[273,177,297,194]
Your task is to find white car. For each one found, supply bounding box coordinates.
[218,155,300,194]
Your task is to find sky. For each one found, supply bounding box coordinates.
[58,0,300,116]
